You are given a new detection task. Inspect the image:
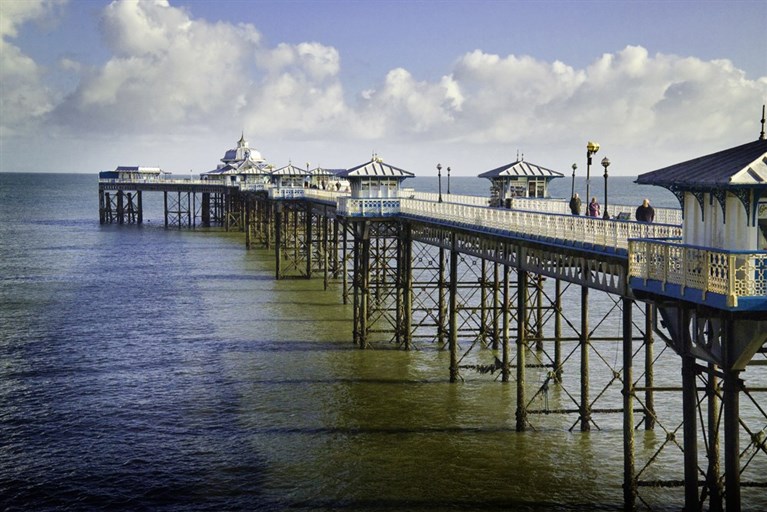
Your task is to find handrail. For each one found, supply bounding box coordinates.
[398,199,681,253]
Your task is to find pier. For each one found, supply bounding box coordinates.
[98,138,767,511]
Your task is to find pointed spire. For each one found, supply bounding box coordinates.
[760,104,765,140]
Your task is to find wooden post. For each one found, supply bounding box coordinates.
[137,191,143,224]
[201,192,210,227]
[117,190,124,225]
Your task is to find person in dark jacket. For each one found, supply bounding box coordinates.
[569,193,582,215]
[635,198,655,222]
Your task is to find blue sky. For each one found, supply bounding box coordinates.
[2,0,766,176]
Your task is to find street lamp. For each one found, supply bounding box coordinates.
[570,163,577,199]
[437,163,443,203]
[601,156,610,219]
[585,141,599,206]
[447,166,451,196]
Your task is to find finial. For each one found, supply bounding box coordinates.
[516,149,519,161]
[521,152,524,162]
[760,104,765,140]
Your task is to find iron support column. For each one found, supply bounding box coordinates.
[516,266,528,431]
[492,261,501,351]
[438,247,446,346]
[535,275,544,351]
[274,204,282,279]
[645,303,656,430]
[723,318,741,512]
[501,264,511,382]
[622,298,636,509]
[305,204,313,279]
[448,237,459,382]
[580,285,591,431]
[359,223,370,349]
[554,279,563,382]
[163,191,168,228]
[681,308,699,510]
[401,224,413,350]
[707,360,723,511]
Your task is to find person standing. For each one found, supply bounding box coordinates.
[588,196,600,217]
[569,193,582,215]
[635,198,655,222]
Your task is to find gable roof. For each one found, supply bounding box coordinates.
[636,139,767,188]
[311,167,347,177]
[478,160,563,179]
[337,159,414,179]
[271,164,310,176]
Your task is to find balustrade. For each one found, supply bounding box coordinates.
[629,239,767,307]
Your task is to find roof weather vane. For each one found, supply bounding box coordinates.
[760,104,765,140]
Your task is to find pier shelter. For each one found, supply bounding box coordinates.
[629,136,767,511]
[99,166,168,182]
[336,157,414,217]
[269,163,310,199]
[478,159,563,207]
[201,134,268,185]
[309,166,348,191]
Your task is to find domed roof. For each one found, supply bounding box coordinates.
[221,134,265,164]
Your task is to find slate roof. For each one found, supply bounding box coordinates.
[336,159,414,179]
[115,166,162,174]
[478,160,563,179]
[271,164,310,176]
[311,167,347,176]
[636,139,767,189]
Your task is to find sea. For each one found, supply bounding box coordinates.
[1,173,764,511]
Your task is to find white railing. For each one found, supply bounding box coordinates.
[399,199,681,252]
[403,191,490,207]
[337,198,402,217]
[239,183,269,191]
[304,189,347,202]
[269,187,306,199]
[628,239,767,307]
[511,197,683,225]
[98,178,219,186]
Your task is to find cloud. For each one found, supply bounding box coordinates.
[47,0,263,134]
[0,0,66,137]
[1,0,765,174]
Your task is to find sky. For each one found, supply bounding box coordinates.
[1,0,766,177]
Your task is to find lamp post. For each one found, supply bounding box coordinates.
[585,141,599,206]
[447,166,451,196]
[601,156,610,219]
[437,163,443,203]
[570,163,577,199]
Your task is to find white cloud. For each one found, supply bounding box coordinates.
[1,0,765,175]
[0,0,66,136]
